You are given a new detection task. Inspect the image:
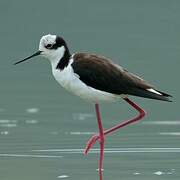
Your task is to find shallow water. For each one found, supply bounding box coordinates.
[0,0,180,180]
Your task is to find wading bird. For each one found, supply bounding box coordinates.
[14,34,172,180]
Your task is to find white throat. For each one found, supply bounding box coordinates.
[49,46,66,69]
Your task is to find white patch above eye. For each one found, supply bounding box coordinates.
[39,34,56,49]
[147,88,162,95]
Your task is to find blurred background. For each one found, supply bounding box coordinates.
[0,0,179,180]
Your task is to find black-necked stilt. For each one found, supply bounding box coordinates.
[14,34,172,180]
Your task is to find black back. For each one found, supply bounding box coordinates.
[72,53,171,101]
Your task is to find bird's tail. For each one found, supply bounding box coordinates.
[129,88,172,102]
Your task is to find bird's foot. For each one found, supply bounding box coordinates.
[84,134,100,155]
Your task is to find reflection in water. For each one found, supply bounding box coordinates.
[57,175,69,179]
[69,131,95,135]
[0,131,9,135]
[0,119,18,128]
[25,119,38,124]
[72,113,94,121]
[26,108,39,114]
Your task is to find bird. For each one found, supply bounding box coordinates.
[14,34,172,180]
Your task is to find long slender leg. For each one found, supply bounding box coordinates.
[95,103,104,180]
[84,98,146,154]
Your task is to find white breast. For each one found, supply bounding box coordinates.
[52,59,121,103]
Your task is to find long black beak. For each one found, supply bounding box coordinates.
[14,50,42,65]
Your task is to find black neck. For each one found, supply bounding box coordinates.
[56,47,71,70]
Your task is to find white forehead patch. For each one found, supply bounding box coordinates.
[39,34,56,49]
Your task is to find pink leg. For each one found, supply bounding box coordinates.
[95,103,104,180]
[84,98,146,154]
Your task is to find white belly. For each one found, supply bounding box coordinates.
[52,60,121,103]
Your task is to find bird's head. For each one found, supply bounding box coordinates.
[14,34,69,65]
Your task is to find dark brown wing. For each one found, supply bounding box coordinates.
[72,53,171,101]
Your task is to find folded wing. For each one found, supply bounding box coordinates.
[72,53,172,102]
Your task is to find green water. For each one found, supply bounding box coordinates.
[0,0,180,180]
